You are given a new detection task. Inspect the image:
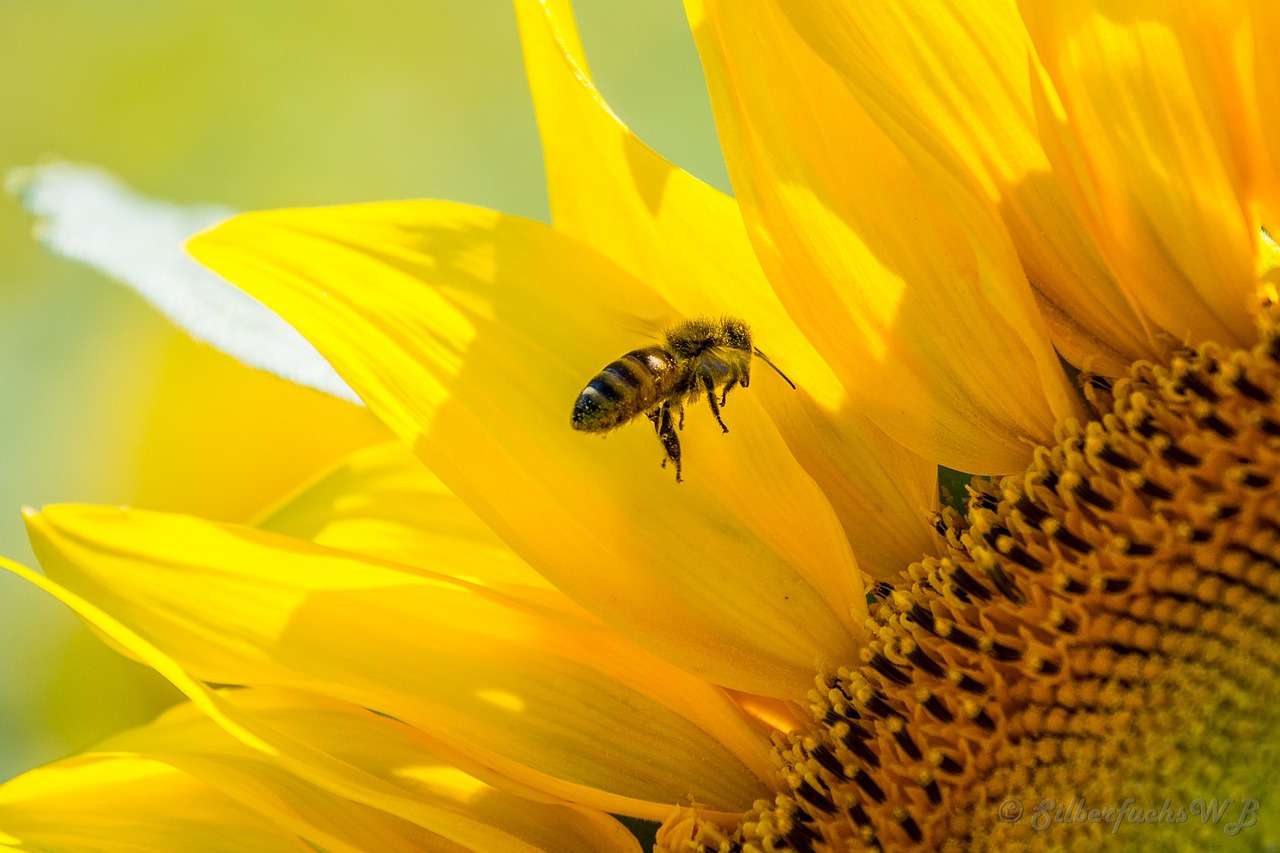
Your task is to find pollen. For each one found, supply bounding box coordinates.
[658,312,1280,851]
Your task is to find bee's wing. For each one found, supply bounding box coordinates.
[608,310,677,344]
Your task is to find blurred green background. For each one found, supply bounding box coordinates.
[0,0,728,784]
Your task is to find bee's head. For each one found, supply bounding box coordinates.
[720,316,752,351]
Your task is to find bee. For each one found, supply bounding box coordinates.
[570,315,795,482]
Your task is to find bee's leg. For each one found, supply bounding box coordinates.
[678,404,685,430]
[655,403,683,482]
[718,378,738,408]
[700,371,730,433]
[646,408,661,434]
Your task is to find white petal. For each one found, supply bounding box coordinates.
[7,162,360,404]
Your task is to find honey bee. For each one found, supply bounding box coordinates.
[570,316,795,482]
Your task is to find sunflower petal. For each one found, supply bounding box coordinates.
[685,0,1080,473]
[515,0,937,576]
[758,0,1154,375]
[0,755,313,853]
[254,440,555,593]
[0,558,649,850]
[1248,0,1280,227]
[95,688,643,853]
[188,201,863,696]
[23,506,775,820]
[1021,0,1260,350]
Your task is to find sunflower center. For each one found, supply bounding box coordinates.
[659,312,1280,852]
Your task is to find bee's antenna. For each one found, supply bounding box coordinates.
[753,348,796,389]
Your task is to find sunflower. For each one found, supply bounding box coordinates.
[4,0,1280,851]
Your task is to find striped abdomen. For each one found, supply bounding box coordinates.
[571,346,682,432]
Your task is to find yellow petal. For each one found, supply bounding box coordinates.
[763,0,1154,375]
[686,0,1080,473]
[0,557,646,851]
[96,688,643,853]
[136,326,389,526]
[0,755,311,853]
[23,506,775,820]
[253,438,608,642]
[1249,0,1280,225]
[254,440,555,593]
[1022,0,1260,350]
[516,0,937,576]
[188,201,862,696]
